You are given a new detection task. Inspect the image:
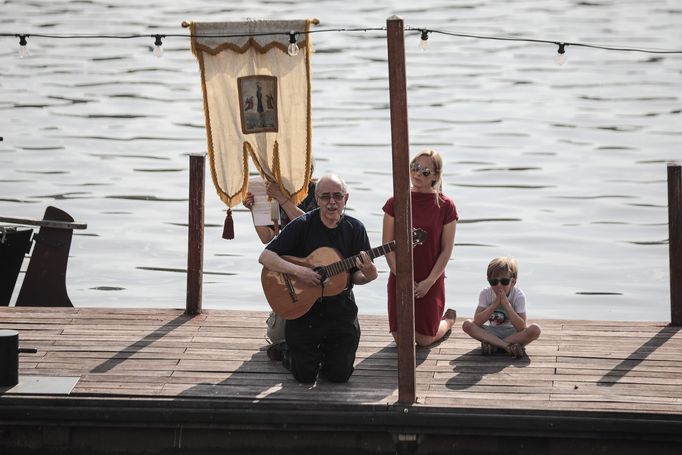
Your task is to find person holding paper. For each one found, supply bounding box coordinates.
[243,179,317,244]
[243,177,317,360]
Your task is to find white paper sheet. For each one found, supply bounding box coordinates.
[249,177,279,226]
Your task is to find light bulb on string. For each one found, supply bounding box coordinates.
[419,30,430,51]
[17,35,29,58]
[555,42,567,66]
[153,34,164,58]
[287,31,299,56]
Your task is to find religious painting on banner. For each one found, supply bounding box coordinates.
[238,75,278,134]
[189,19,315,238]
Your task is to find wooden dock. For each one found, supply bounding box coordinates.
[1,307,681,454]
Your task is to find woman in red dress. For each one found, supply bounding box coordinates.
[382,149,458,346]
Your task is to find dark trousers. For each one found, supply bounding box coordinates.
[285,297,360,383]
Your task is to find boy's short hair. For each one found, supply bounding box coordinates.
[487,257,518,279]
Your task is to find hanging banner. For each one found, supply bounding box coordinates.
[190,19,314,214]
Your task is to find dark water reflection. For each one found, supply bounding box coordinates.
[1,0,680,320]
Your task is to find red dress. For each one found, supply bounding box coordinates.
[383,192,458,336]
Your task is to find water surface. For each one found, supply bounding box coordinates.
[2,0,681,321]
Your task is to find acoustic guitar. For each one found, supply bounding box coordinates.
[261,228,426,320]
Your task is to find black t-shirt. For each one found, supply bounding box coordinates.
[265,208,371,315]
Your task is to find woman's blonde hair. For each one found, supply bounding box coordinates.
[410,149,444,205]
[486,257,519,280]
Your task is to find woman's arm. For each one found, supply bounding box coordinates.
[254,225,276,244]
[382,213,397,275]
[267,182,305,221]
[244,191,276,243]
[278,198,305,221]
[415,220,456,295]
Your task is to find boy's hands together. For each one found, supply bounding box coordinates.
[493,287,511,309]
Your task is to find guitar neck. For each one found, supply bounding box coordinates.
[324,242,396,277]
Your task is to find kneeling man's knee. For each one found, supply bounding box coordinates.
[323,364,353,383]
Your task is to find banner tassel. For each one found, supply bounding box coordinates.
[222,208,234,240]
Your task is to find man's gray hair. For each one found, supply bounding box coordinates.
[315,174,348,194]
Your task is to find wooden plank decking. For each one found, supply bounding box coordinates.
[1,307,682,454]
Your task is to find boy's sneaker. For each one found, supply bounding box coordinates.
[481,341,493,356]
[509,343,526,359]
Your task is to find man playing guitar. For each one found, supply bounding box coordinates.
[258,174,377,383]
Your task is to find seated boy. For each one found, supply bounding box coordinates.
[462,257,541,358]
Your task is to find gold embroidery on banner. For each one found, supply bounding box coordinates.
[192,38,309,56]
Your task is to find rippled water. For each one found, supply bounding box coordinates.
[2,0,681,321]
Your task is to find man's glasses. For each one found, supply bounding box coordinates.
[410,162,433,177]
[317,192,345,202]
[488,278,512,286]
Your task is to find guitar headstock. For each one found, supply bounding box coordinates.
[412,228,427,246]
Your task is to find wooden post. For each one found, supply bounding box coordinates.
[386,15,416,404]
[186,153,205,315]
[669,163,681,326]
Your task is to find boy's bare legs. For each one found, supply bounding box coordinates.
[462,320,542,352]
[462,320,509,351]
[502,323,541,347]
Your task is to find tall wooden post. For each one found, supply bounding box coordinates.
[386,15,416,404]
[186,153,205,315]
[669,163,681,326]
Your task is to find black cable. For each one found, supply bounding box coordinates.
[409,27,682,54]
[2,25,682,54]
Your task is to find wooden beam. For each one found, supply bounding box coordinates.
[0,216,86,230]
[386,15,416,404]
[668,162,681,326]
[186,153,205,315]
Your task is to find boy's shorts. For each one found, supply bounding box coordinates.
[483,324,517,340]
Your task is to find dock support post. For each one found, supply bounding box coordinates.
[386,15,416,404]
[669,163,681,326]
[186,153,205,315]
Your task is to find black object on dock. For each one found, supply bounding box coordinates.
[0,206,87,307]
[0,228,33,306]
[0,329,37,387]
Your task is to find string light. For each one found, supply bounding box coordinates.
[411,27,682,60]
[153,34,164,58]
[3,27,682,61]
[555,42,567,66]
[419,29,429,51]
[17,34,29,58]
[287,31,299,56]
